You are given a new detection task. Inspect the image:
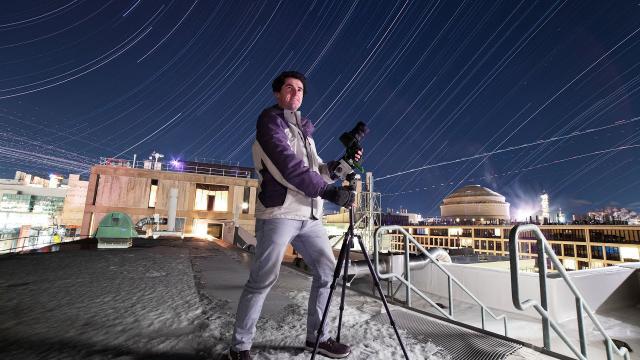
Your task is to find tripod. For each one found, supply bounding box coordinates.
[310,177,409,359]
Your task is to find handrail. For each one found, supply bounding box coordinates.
[0,233,86,255]
[98,157,253,178]
[329,216,365,249]
[374,225,509,336]
[509,224,631,360]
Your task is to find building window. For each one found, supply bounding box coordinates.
[576,245,588,258]
[605,246,620,261]
[591,246,604,260]
[242,186,250,214]
[563,244,575,257]
[194,184,228,211]
[148,179,158,208]
[92,174,100,205]
[431,228,447,236]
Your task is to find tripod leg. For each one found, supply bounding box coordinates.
[337,234,351,343]
[311,236,350,360]
[358,237,410,360]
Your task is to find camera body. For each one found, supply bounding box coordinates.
[333,121,368,180]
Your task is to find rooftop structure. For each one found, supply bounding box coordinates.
[81,158,258,245]
[440,185,511,225]
[99,156,253,178]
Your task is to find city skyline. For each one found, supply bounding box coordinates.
[1,1,640,216]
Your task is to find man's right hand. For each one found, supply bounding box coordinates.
[320,186,355,208]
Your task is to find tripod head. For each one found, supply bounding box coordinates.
[344,172,359,192]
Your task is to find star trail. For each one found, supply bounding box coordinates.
[1,0,640,216]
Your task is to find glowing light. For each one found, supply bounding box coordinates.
[620,247,639,261]
[170,159,183,170]
[241,202,249,210]
[514,207,536,222]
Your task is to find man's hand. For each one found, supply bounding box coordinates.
[354,147,363,162]
[320,186,355,208]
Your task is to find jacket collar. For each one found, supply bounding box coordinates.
[271,105,314,137]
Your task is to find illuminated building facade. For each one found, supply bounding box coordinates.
[0,172,87,244]
[390,224,640,271]
[440,185,510,224]
[540,192,550,223]
[80,159,258,242]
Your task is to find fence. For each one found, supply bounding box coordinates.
[99,157,252,178]
[0,231,86,255]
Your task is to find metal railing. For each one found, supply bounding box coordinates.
[509,224,631,360]
[98,157,253,178]
[0,232,85,255]
[329,216,365,249]
[374,225,509,336]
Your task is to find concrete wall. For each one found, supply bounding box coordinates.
[411,263,640,323]
[61,174,88,227]
[81,166,258,242]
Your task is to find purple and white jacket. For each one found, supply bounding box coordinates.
[252,105,334,220]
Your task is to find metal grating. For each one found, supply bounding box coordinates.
[371,310,522,360]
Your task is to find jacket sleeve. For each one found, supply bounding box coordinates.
[256,111,327,198]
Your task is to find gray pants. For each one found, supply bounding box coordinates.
[231,218,336,351]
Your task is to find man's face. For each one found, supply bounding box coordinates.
[274,77,304,111]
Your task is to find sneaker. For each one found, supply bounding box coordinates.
[305,337,351,358]
[228,348,252,360]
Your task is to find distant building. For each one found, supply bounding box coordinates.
[393,224,640,271]
[379,208,423,226]
[60,174,89,234]
[381,211,410,226]
[0,171,88,247]
[80,158,257,242]
[540,192,550,224]
[585,207,639,225]
[440,185,510,225]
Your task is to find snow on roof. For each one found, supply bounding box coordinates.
[0,239,447,359]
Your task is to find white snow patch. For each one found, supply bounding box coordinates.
[204,289,448,359]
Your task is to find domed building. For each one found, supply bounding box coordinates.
[440,185,510,224]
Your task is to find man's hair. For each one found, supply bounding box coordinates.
[272,71,307,94]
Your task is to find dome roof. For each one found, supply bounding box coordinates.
[440,185,510,222]
[446,185,501,199]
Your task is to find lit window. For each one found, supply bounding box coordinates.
[148,179,158,208]
[242,187,250,214]
[194,184,228,211]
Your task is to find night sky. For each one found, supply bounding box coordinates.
[2,0,640,217]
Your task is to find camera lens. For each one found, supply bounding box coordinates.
[351,122,368,142]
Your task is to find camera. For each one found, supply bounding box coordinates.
[333,121,368,180]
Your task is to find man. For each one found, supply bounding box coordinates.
[228,71,359,360]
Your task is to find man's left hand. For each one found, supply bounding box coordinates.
[354,148,363,162]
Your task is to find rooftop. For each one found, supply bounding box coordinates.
[98,157,254,178]
[0,238,559,359]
